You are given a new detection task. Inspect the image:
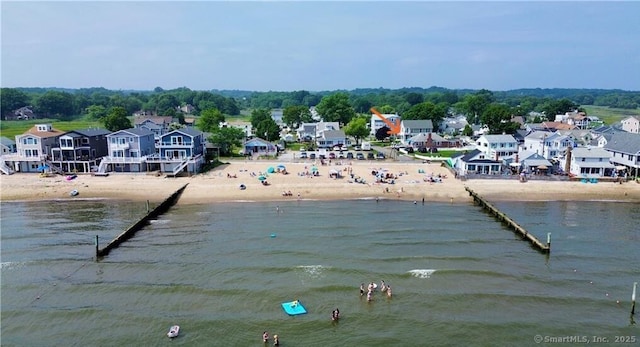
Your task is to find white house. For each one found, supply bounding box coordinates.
[475,134,519,161]
[604,132,640,177]
[454,149,502,176]
[370,113,401,136]
[559,147,614,178]
[621,116,640,134]
[522,131,575,160]
[317,129,347,149]
[243,138,278,157]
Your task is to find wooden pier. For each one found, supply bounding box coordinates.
[95,184,189,258]
[465,187,550,253]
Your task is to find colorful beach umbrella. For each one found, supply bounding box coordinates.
[311,166,318,172]
[267,167,275,173]
[277,164,286,170]
[258,175,267,181]
[37,164,49,172]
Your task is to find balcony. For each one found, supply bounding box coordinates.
[157,141,194,148]
[110,142,130,150]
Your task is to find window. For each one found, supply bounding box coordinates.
[171,136,183,145]
[581,158,585,162]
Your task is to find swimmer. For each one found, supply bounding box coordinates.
[273,334,279,346]
[386,286,392,298]
[263,331,269,343]
[367,290,373,302]
[360,283,365,296]
[380,280,387,292]
[291,300,299,307]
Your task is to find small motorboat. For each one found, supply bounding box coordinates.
[167,325,180,338]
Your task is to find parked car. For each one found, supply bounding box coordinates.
[300,152,308,159]
[406,147,414,153]
[310,153,316,159]
[338,152,345,159]
[356,152,365,160]
[346,152,354,159]
[329,152,336,159]
[367,152,375,160]
[376,152,386,160]
[353,146,361,151]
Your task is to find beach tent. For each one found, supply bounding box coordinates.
[311,166,318,172]
[267,166,275,173]
[258,175,267,181]
[277,164,286,171]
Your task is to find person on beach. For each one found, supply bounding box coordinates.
[263,331,269,343]
[360,283,365,296]
[273,334,280,346]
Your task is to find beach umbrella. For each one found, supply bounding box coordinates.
[258,175,267,181]
[267,166,275,173]
[311,166,318,172]
[37,164,49,172]
[277,164,286,170]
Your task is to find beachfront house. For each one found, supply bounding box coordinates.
[6,124,65,173]
[604,132,640,178]
[370,113,401,136]
[621,116,640,134]
[134,116,176,142]
[559,146,614,178]
[399,120,433,145]
[98,128,156,173]
[147,128,206,175]
[243,138,278,157]
[518,151,553,175]
[522,131,575,160]
[476,134,519,161]
[454,149,502,177]
[50,128,111,173]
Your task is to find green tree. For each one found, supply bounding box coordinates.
[480,103,519,134]
[197,108,225,133]
[35,90,75,118]
[85,105,108,120]
[404,92,424,106]
[315,93,355,124]
[208,126,245,156]
[403,101,446,129]
[250,108,272,129]
[0,88,31,119]
[459,90,495,124]
[462,124,474,136]
[282,105,312,128]
[343,116,370,145]
[102,107,132,131]
[256,118,280,142]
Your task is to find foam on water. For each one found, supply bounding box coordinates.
[408,269,437,278]
[1,261,26,271]
[296,265,328,278]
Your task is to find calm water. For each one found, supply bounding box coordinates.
[1,198,639,346]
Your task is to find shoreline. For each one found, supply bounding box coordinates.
[1,160,639,204]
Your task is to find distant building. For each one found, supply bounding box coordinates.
[621,116,640,134]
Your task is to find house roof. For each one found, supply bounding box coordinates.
[65,128,111,137]
[107,128,155,137]
[541,121,576,131]
[408,133,446,142]
[460,149,482,161]
[134,116,174,125]
[479,134,518,143]
[572,147,612,158]
[24,125,65,138]
[322,129,345,138]
[402,119,433,128]
[165,127,203,138]
[1,136,16,146]
[603,132,640,154]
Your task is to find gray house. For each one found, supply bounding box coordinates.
[99,128,156,173]
[604,132,640,178]
[50,128,111,173]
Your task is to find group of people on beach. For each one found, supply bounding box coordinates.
[360,280,392,301]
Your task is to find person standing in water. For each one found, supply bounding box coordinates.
[263,331,269,343]
[380,280,387,292]
[360,283,365,296]
[386,286,392,298]
[273,334,280,346]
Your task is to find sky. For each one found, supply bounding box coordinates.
[1,1,639,92]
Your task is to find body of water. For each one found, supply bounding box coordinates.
[1,199,639,346]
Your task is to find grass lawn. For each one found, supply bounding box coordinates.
[582,105,640,125]
[1,119,99,139]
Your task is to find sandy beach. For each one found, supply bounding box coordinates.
[1,159,639,204]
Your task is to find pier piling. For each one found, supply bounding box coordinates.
[465,187,550,253]
[95,184,188,259]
